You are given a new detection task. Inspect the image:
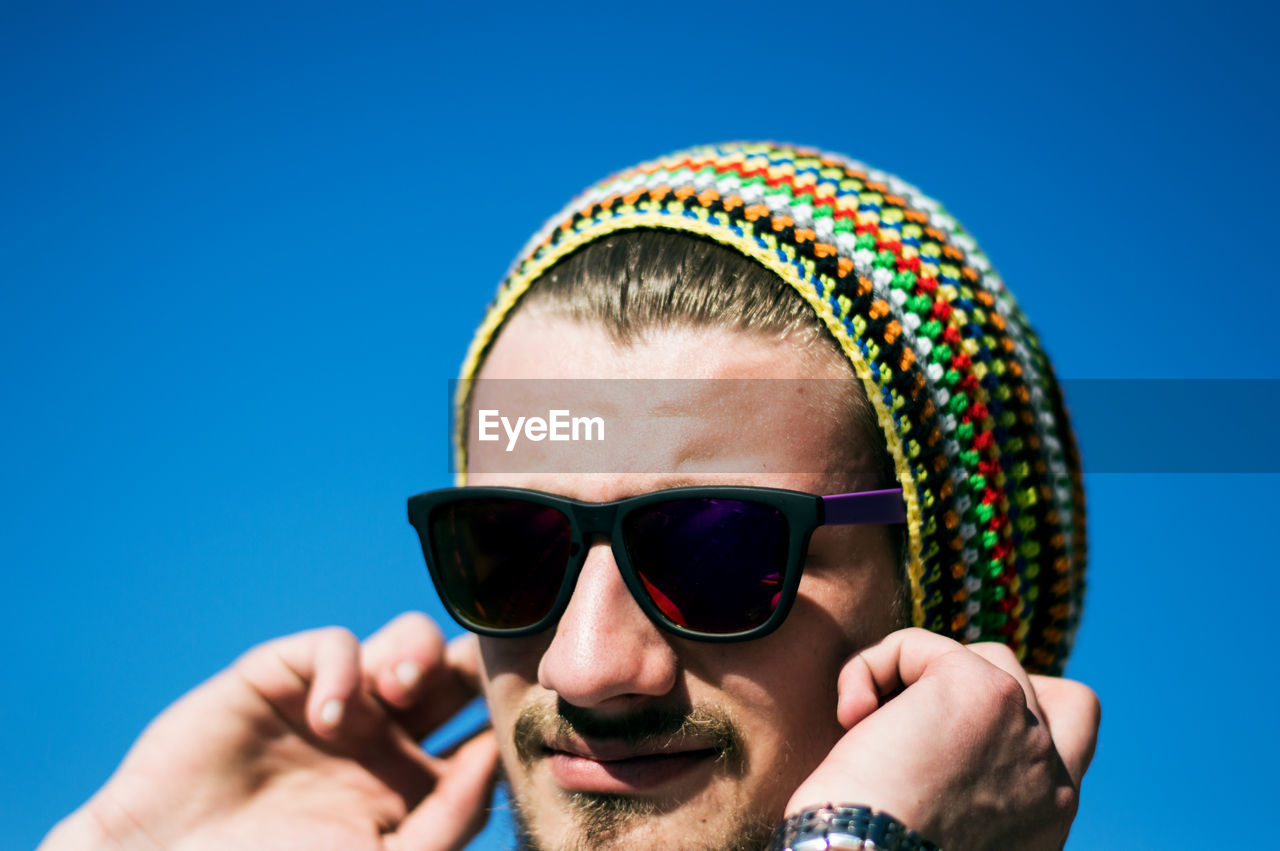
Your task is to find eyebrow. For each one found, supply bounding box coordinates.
[616,476,763,495]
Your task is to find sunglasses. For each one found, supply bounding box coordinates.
[407,485,905,643]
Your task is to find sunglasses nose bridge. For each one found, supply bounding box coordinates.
[571,501,620,540]
[566,500,633,589]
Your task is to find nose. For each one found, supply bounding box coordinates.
[537,540,679,708]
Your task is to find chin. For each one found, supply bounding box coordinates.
[510,776,779,851]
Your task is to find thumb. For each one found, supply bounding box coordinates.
[837,628,968,728]
[1030,675,1101,787]
[393,729,501,851]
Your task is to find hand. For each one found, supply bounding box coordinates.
[40,613,500,851]
[787,628,1100,851]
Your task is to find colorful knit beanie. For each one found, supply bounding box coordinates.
[458,142,1085,676]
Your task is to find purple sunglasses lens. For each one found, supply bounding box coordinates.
[621,498,789,634]
[429,499,571,629]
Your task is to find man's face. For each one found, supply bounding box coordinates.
[467,311,903,850]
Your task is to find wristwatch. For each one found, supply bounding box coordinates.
[767,804,941,851]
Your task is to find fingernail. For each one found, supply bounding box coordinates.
[320,698,344,728]
[395,660,422,689]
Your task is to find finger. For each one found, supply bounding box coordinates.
[965,642,1045,725]
[394,728,501,851]
[394,634,485,740]
[305,627,362,738]
[1031,675,1101,786]
[361,613,483,740]
[233,626,364,738]
[837,628,968,727]
[362,612,446,709]
[834,653,884,730]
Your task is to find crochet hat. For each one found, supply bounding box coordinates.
[458,142,1085,675]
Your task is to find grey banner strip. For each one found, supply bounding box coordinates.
[444,379,1280,475]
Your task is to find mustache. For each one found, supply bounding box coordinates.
[512,697,746,774]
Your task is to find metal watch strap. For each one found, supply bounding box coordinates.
[767,804,941,851]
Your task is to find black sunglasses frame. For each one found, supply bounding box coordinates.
[407,485,905,643]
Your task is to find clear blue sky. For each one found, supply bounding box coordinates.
[4,1,1278,847]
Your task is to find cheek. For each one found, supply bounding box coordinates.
[478,633,548,678]
[697,624,850,785]
[704,563,899,781]
[478,635,548,737]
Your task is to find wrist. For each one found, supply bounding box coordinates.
[39,806,122,851]
[40,790,157,851]
[769,803,940,851]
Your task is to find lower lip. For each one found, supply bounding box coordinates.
[546,749,714,793]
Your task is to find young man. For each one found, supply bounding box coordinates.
[42,143,1099,850]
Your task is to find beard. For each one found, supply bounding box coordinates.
[506,698,778,851]
[510,788,777,851]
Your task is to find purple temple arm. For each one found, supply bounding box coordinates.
[821,488,907,525]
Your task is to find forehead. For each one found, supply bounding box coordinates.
[466,312,866,498]
[476,309,839,380]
